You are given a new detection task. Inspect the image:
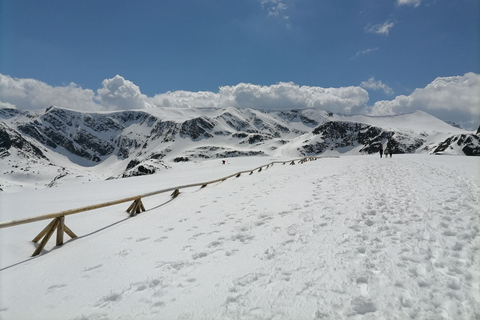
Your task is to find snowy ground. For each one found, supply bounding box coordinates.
[0,155,479,320]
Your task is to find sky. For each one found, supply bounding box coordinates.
[0,0,479,129]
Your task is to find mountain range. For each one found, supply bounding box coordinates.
[0,106,478,192]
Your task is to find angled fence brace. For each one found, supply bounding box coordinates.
[31,216,77,256]
[127,198,146,217]
[171,189,180,198]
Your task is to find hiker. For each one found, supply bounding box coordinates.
[379,146,383,158]
[222,160,226,164]
[389,150,393,158]
[384,149,389,158]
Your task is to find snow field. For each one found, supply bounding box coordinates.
[0,155,479,320]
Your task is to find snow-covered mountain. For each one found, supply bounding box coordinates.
[0,106,478,191]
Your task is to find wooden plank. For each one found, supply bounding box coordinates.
[32,218,59,257]
[126,201,135,213]
[32,219,56,243]
[56,216,65,246]
[64,225,78,239]
[135,201,142,214]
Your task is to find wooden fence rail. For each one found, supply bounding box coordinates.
[0,156,336,256]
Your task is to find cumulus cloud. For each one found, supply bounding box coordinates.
[370,72,480,130]
[148,90,221,109]
[365,20,396,36]
[397,0,421,7]
[0,73,369,115]
[97,75,153,110]
[0,73,99,111]
[360,77,394,95]
[149,82,369,114]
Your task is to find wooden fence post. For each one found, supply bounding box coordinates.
[56,216,65,246]
[127,198,146,217]
[171,189,180,198]
[32,216,77,256]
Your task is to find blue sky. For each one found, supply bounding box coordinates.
[0,0,479,129]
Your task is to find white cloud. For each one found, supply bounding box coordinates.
[365,20,396,36]
[370,73,480,130]
[396,0,422,8]
[353,47,379,59]
[149,82,370,114]
[97,75,153,110]
[360,77,394,95]
[261,0,288,17]
[148,90,221,109]
[0,74,368,114]
[0,73,99,111]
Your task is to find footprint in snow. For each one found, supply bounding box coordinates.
[83,264,103,272]
[350,297,377,315]
[154,236,168,243]
[118,249,132,257]
[46,284,67,293]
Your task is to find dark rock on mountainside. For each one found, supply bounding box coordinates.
[433,134,480,156]
[0,122,47,160]
[303,121,427,156]
[304,122,391,155]
[180,117,215,140]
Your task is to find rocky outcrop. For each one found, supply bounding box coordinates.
[301,121,425,155]
[433,134,480,156]
[0,122,47,160]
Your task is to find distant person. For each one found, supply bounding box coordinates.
[389,150,393,158]
[379,146,383,158]
[384,149,389,158]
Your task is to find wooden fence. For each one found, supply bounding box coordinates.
[0,156,335,256]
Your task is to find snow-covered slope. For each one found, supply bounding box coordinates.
[1,106,478,192]
[0,155,479,319]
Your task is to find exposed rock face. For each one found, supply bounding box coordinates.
[0,122,47,160]
[122,160,170,178]
[180,117,216,140]
[433,134,480,156]
[302,121,425,155]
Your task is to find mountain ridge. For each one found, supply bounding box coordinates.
[0,106,478,191]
